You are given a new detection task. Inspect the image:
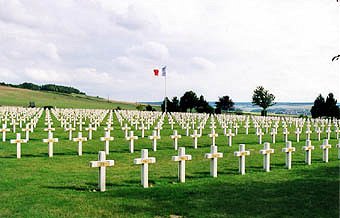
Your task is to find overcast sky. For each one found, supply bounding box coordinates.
[0,0,339,102]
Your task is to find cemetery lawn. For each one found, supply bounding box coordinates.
[0,112,339,218]
[0,85,145,110]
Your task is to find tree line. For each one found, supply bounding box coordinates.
[0,82,85,95]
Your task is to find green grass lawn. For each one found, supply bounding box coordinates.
[0,111,339,217]
[0,85,142,109]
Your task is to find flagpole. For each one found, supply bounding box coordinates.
[164,72,167,114]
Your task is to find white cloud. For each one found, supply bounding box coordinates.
[0,0,338,102]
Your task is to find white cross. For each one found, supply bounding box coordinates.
[65,124,75,140]
[73,132,87,156]
[85,124,97,140]
[10,119,18,133]
[259,142,274,172]
[208,129,218,146]
[126,131,138,153]
[121,124,131,138]
[138,124,147,138]
[226,129,235,147]
[0,124,10,142]
[10,133,27,159]
[305,128,312,141]
[100,131,114,155]
[168,119,175,130]
[172,147,192,183]
[154,124,162,137]
[283,128,289,142]
[21,123,30,141]
[149,130,160,151]
[270,128,277,144]
[295,128,301,142]
[190,130,201,149]
[77,119,85,131]
[315,127,322,141]
[334,127,339,140]
[43,131,59,157]
[257,129,264,144]
[325,127,331,140]
[89,151,115,192]
[336,140,340,160]
[320,139,331,163]
[184,124,191,136]
[234,144,250,175]
[282,141,295,169]
[303,140,314,165]
[134,149,156,188]
[233,123,239,135]
[204,145,223,177]
[104,125,114,134]
[170,130,182,150]
[244,123,250,135]
[44,123,55,135]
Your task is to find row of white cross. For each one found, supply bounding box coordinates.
[89,139,338,191]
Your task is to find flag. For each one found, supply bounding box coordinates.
[161,66,166,76]
[154,69,159,76]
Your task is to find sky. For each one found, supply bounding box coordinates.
[0,0,339,102]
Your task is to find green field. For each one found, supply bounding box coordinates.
[0,110,339,218]
[0,85,142,109]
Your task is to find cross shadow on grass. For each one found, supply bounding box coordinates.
[98,166,339,218]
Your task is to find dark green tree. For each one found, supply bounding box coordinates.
[215,95,234,113]
[171,97,180,112]
[325,93,340,118]
[161,97,170,112]
[179,91,199,112]
[196,95,214,113]
[252,86,275,116]
[311,94,326,118]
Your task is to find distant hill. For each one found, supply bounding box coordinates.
[0,85,141,109]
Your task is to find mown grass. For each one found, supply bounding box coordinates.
[0,85,140,109]
[0,111,339,217]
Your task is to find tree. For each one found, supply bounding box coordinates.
[179,91,199,112]
[196,95,214,113]
[311,93,339,118]
[215,96,234,113]
[325,93,340,118]
[145,104,154,111]
[161,97,170,112]
[252,86,275,116]
[171,97,180,112]
[311,94,326,118]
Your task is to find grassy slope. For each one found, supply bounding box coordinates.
[0,85,139,109]
[0,112,339,217]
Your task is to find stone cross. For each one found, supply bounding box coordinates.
[134,149,156,188]
[257,129,264,144]
[305,128,312,141]
[10,119,18,133]
[149,130,160,151]
[336,139,340,160]
[43,131,59,157]
[226,129,235,147]
[100,131,114,155]
[233,123,239,135]
[234,144,250,175]
[334,127,339,140]
[320,139,331,163]
[10,133,27,159]
[22,123,30,141]
[198,124,204,136]
[325,127,331,140]
[295,127,301,142]
[65,124,75,140]
[89,151,115,192]
[126,131,138,153]
[283,128,289,143]
[138,124,147,138]
[184,124,191,136]
[316,127,322,141]
[44,123,55,135]
[154,124,163,137]
[85,124,96,140]
[168,119,175,130]
[303,140,314,165]
[121,124,131,138]
[190,130,201,149]
[172,147,192,183]
[270,128,277,144]
[244,122,250,135]
[208,129,219,146]
[73,132,87,156]
[77,119,85,131]
[170,130,182,150]
[282,141,295,169]
[204,145,223,177]
[104,125,113,134]
[0,124,10,142]
[259,142,274,172]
